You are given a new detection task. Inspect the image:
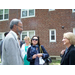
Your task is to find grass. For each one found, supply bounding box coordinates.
[50,60,61,65]
[0,58,61,65]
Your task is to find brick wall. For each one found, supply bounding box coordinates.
[0,9,75,56]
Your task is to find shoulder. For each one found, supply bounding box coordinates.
[27,46,31,53]
[22,43,25,47]
[21,43,25,49]
[28,46,31,50]
[40,45,44,48]
[5,33,14,41]
[69,46,75,54]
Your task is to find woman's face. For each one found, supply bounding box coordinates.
[32,37,38,45]
[62,37,70,46]
[25,39,29,44]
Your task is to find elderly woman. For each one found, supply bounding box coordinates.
[60,32,75,65]
[21,36,31,65]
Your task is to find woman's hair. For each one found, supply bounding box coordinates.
[24,36,31,43]
[63,32,75,45]
[31,36,40,46]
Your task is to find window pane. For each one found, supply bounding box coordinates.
[29,32,34,38]
[0,34,2,39]
[51,36,55,40]
[4,14,8,19]
[4,9,9,14]
[29,9,34,16]
[22,32,27,40]
[22,35,27,40]
[22,32,27,35]
[51,31,54,34]
[0,9,3,15]
[0,15,3,20]
[22,10,27,17]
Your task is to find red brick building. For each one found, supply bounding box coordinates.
[0,9,75,59]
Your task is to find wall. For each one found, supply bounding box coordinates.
[0,9,75,56]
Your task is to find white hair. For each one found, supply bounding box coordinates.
[10,19,22,29]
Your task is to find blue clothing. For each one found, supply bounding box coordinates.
[27,45,49,65]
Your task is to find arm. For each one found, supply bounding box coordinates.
[27,47,35,62]
[5,38,20,65]
[69,50,75,65]
[41,45,49,59]
[20,44,25,59]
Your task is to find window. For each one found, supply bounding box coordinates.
[21,30,35,41]
[49,9,55,11]
[21,9,35,18]
[73,28,75,34]
[49,29,56,42]
[0,9,9,21]
[0,32,4,41]
[72,9,75,13]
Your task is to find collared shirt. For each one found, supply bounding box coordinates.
[65,48,68,55]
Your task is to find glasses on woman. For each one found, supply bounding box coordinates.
[32,39,38,41]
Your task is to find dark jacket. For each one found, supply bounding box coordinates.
[27,45,49,65]
[61,45,75,65]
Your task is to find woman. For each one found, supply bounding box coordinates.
[27,36,49,65]
[60,32,75,65]
[21,36,31,65]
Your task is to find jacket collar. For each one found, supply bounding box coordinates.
[10,30,18,40]
[68,45,74,51]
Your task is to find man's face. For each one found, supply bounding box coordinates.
[16,22,23,35]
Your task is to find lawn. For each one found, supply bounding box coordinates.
[50,60,61,65]
[0,58,61,65]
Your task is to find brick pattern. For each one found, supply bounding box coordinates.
[0,9,75,56]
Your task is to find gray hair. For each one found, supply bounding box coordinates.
[10,19,22,29]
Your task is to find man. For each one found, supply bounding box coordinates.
[2,19,24,65]
[0,32,9,61]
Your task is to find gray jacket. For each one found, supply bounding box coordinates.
[2,31,24,65]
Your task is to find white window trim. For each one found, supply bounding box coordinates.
[72,9,75,13]
[21,9,35,18]
[49,29,56,42]
[0,32,5,40]
[49,9,55,11]
[20,30,35,40]
[73,28,75,34]
[0,9,9,21]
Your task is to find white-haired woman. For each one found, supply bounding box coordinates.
[21,36,31,65]
[60,32,75,65]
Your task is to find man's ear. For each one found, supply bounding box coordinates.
[13,25,17,29]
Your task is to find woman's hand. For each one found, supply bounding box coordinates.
[32,53,43,59]
[60,49,65,55]
[32,54,37,59]
[37,53,43,58]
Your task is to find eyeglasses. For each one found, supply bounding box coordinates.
[17,25,23,29]
[32,39,38,41]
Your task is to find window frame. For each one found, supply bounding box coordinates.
[0,32,5,41]
[0,9,9,21]
[49,29,56,42]
[21,30,35,41]
[73,28,75,34]
[21,9,35,18]
[72,9,75,13]
[49,9,55,11]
